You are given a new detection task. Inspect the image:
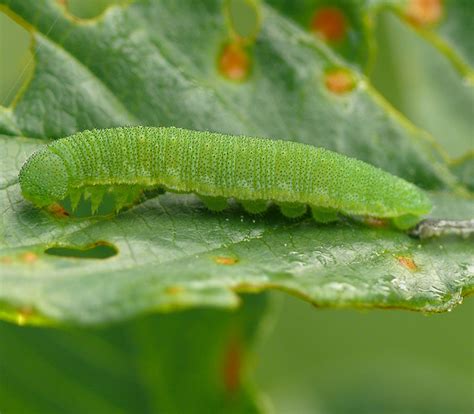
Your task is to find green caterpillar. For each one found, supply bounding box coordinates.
[19,126,431,229]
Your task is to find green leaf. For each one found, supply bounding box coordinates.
[0,0,472,326]
[0,293,268,414]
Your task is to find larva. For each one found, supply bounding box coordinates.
[19,126,431,229]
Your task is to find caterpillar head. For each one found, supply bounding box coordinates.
[19,148,69,208]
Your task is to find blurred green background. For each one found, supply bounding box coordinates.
[1,1,473,413]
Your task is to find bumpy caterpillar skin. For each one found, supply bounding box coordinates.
[19,127,431,229]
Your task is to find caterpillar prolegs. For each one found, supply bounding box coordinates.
[19,126,432,229]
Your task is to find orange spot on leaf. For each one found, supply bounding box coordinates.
[0,256,13,264]
[48,203,70,218]
[223,337,241,394]
[16,307,34,326]
[219,42,250,81]
[214,256,238,265]
[325,68,355,94]
[311,7,347,42]
[365,217,389,228]
[406,0,443,26]
[165,285,184,295]
[21,252,38,263]
[397,256,418,271]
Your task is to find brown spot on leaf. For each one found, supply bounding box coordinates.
[397,256,418,271]
[16,307,34,326]
[365,217,389,228]
[165,285,184,295]
[218,42,250,81]
[325,68,356,94]
[48,203,70,218]
[311,7,347,42]
[406,0,443,27]
[21,252,38,263]
[0,256,13,264]
[214,256,238,265]
[223,337,241,394]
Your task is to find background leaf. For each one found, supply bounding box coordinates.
[256,294,474,414]
[371,11,474,160]
[0,293,268,414]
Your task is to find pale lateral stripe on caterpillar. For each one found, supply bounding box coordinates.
[19,126,432,229]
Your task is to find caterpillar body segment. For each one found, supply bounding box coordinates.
[19,126,432,229]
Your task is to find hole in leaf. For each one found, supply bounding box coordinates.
[405,0,443,27]
[0,12,33,106]
[45,241,118,259]
[311,7,347,42]
[218,42,250,81]
[226,0,261,42]
[324,68,356,94]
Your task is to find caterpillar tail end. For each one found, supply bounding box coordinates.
[391,214,422,230]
